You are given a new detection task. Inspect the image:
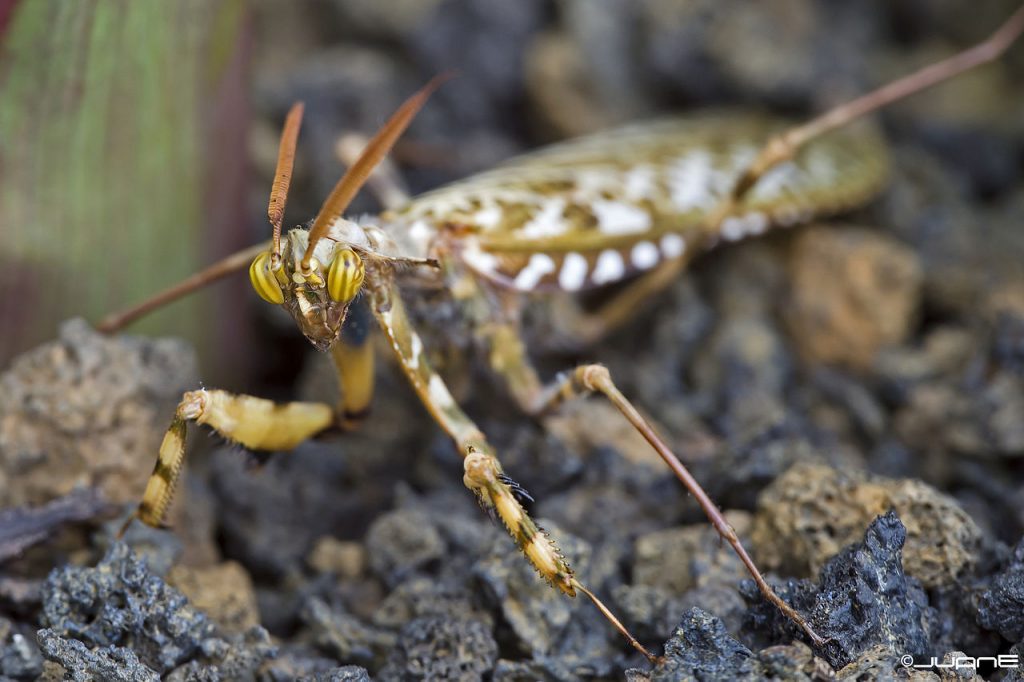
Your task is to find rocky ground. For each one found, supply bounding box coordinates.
[2,1,1024,680]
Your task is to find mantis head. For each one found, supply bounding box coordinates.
[247,75,446,351]
[249,228,365,351]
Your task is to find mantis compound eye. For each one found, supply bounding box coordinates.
[248,251,284,304]
[327,248,365,303]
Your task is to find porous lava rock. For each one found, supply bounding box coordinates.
[751,463,983,589]
[37,542,274,678]
[745,511,934,669]
[0,319,196,507]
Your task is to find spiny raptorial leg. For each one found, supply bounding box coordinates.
[479,317,823,644]
[367,276,659,662]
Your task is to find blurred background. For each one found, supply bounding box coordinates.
[2,0,1022,388]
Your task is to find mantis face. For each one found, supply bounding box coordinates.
[248,228,365,352]
[243,77,447,352]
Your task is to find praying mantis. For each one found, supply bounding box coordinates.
[97,7,1024,663]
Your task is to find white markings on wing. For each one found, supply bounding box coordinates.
[624,165,658,201]
[807,148,840,185]
[660,233,686,259]
[721,217,744,242]
[722,212,770,242]
[472,205,504,230]
[514,253,557,290]
[573,169,619,199]
[520,198,569,238]
[746,212,769,235]
[387,113,886,291]
[408,219,434,252]
[668,150,718,211]
[592,200,652,235]
[462,242,500,275]
[751,161,801,201]
[728,146,758,174]
[409,332,424,369]
[631,241,660,270]
[558,252,589,291]
[591,249,626,285]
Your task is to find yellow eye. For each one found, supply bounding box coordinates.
[249,251,284,304]
[327,248,365,303]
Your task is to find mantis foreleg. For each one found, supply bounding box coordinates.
[121,389,334,534]
[366,275,658,662]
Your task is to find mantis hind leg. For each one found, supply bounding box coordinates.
[531,364,824,646]
[481,320,826,647]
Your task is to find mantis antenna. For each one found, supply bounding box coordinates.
[96,77,447,334]
[300,73,451,274]
[95,241,271,333]
[268,102,304,269]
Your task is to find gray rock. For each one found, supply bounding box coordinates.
[307,666,373,682]
[744,511,935,669]
[633,607,763,682]
[371,576,483,630]
[0,318,197,509]
[36,629,159,682]
[41,543,214,672]
[259,647,367,682]
[39,543,274,677]
[165,628,276,681]
[977,539,1024,642]
[0,619,44,680]
[211,437,393,579]
[378,615,498,681]
[1001,641,1024,682]
[301,596,395,665]
[366,509,446,588]
[627,615,836,682]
